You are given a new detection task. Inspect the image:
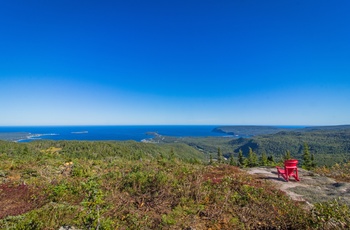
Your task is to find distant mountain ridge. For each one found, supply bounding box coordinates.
[212,125,301,137]
[302,125,350,131]
[213,125,350,137]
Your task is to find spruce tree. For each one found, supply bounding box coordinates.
[247,147,258,167]
[238,149,245,167]
[260,152,268,166]
[209,154,213,165]
[284,150,291,161]
[267,155,275,165]
[311,153,316,168]
[169,148,175,160]
[217,147,223,163]
[302,142,312,170]
[229,153,235,166]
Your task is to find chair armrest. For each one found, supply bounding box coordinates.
[276,167,285,174]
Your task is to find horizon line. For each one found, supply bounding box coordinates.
[0,124,349,127]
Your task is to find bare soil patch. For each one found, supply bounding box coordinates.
[245,167,350,207]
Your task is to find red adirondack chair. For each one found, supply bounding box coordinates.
[276,159,300,182]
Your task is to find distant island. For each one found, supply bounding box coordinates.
[71,131,89,134]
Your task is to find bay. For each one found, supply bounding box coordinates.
[0,125,229,142]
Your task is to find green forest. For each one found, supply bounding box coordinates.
[152,125,350,167]
[1,139,350,229]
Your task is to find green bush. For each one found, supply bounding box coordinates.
[79,178,104,229]
[71,162,93,178]
[311,199,350,229]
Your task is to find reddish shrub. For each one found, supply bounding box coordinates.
[0,183,47,218]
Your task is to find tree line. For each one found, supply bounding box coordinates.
[210,142,316,170]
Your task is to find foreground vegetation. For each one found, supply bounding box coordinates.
[1,140,350,229]
[315,161,350,183]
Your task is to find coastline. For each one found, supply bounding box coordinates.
[0,132,59,142]
[0,132,31,142]
[1,124,348,143]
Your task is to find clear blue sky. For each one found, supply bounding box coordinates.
[1,0,349,126]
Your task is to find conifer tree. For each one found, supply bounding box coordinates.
[311,153,316,168]
[302,142,312,170]
[238,149,245,167]
[247,147,258,167]
[169,148,175,160]
[260,152,268,166]
[267,155,275,165]
[217,147,223,163]
[229,153,235,166]
[284,150,292,161]
[209,154,213,165]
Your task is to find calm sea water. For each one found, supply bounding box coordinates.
[0,126,229,142]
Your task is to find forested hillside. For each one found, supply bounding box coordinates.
[0,140,205,162]
[212,125,294,136]
[230,129,350,166]
[154,125,350,166]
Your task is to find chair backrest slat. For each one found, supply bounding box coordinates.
[284,159,298,176]
[284,160,298,166]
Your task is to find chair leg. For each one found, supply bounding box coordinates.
[281,174,288,182]
[295,170,300,181]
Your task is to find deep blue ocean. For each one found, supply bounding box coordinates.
[0,126,231,142]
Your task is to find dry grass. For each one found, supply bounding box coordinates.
[314,162,350,183]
